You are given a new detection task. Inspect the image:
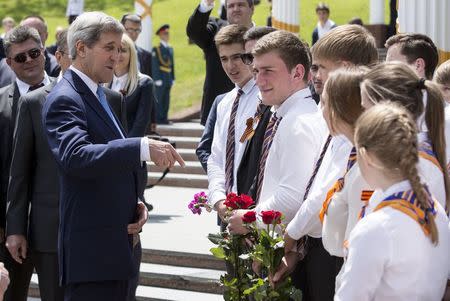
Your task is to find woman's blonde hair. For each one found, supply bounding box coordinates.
[361,61,449,209]
[433,59,450,86]
[355,103,439,244]
[120,34,139,95]
[323,67,368,133]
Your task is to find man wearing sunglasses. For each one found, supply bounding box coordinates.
[20,15,61,78]
[0,25,53,301]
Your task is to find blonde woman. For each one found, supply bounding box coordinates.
[109,34,156,137]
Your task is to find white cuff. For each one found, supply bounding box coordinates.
[199,0,214,13]
[209,191,227,209]
[140,137,151,161]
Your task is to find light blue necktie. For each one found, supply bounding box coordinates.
[96,86,125,138]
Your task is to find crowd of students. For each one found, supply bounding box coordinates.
[197,18,450,300]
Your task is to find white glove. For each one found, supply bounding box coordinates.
[155,80,163,87]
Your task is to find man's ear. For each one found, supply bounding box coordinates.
[75,40,86,58]
[414,58,426,76]
[6,58,11,67]
[293,64,305,81]
[341,61,354,68]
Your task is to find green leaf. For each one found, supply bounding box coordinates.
[208,233,224,245]
[210,247,226,259]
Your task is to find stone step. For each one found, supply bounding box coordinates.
[139,263,223,295]
[148,161,205,175]
[156,122,204,138]
[176,148,199,161]
[142,249,225,271]
[147,172,208,189]
[166,136,200,149]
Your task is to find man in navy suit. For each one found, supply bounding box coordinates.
[42,12,184,300]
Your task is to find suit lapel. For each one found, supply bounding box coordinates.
[65,70,122,139]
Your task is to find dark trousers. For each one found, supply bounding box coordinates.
[291,237,343,301]
[128,240,142,301]
[64,280,129,301]
[155,84,171,124]
[0,244,64,301]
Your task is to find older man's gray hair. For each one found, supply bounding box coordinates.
[3,25,42,57]
[68,11,124,60]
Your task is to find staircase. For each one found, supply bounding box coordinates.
[28,249,225,301]
[147,121,208,189]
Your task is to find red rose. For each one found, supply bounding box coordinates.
[260,210,283,225]
[242,211,256,223]
[237,194,254,209]
[224,192,240,209]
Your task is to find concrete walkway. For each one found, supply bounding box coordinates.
[141,185,219,254]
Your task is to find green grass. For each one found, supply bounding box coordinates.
[1,0,390,115]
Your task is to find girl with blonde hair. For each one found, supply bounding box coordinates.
[335,103,449,300]
[109,33,157,137]
[361,61,449,210]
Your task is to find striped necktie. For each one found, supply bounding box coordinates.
[255,112,282,202]
[240,102,266,143]
[224,89,243,194]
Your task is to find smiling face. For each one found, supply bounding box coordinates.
[226,0,254,26]
[6,38,45,85]
[218,42,252,88]
[253,51,299,106]
[77,31,122,84]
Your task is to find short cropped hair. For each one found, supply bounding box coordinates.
[68,11,124,60]
[215,24,247,48]
[56,29,68,53]
[312,24,378,66]
[22,15,48,32]
[121,13,141,26]
[316,2,330,13]
[225,0,254,8]
[253,30,311,81]
[3,25,42,57]
[385,33,438,79]
[243,26,277,43]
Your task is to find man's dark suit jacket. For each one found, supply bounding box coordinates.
[42,70,146,285]
[187,5,233,125]
[44,51,61,78]
[6,80,125,253]
[196,93,226,171]
[0,58,15,88]
[236,105,272,200]
[0,38,5,60]
[136,46,152,78]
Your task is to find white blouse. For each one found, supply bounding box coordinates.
[335,180,450,301]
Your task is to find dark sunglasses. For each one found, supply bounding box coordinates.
[10,48,42,63]
[240,53,254,65]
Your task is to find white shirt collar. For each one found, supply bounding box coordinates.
[15,72,50,96]
[273,87,312,118]
[160,40,169,48]
[69,65,99,98]
[373,180,412,208]
[111,73,128,92]
[236,78,256,95]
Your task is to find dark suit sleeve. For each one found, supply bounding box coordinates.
[186,5,218,50]
[42,94,142,178]
[6,97,34,236]
[128,77,154,137]
[312,27,319,45]
[196,94,222,171]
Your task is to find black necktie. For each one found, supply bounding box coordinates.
[28,83,44,92]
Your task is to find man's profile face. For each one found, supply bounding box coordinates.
[312,56,342,94]
[6,38,45,84]
[82,32,122,84]
[123,20,141,42]
[253,51,297,106]
[218,42,252,88]
[310,63,322,94]
[226,0,254,26]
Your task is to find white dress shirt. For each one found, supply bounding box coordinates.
[255,88,327,224]
[322,163,370,257]
[207,79,260,206]
[15,73,51,96]
[69,65,151,161]
[335,180,450,301]
[111,73,128,93]
[286,135,352,239]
